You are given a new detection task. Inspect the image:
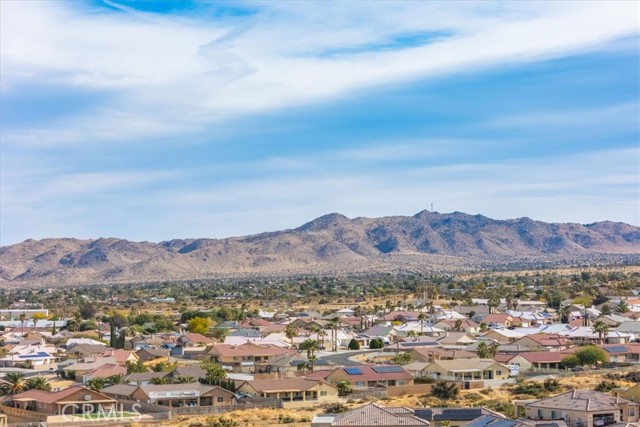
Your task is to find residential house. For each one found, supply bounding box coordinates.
[100,349,138,366]
[176,333,215,347]
[434,319,480,334]
[124,371,169,386]
[135,348,170,367]
[517,390,639,427]
[318,365,414,391]
[416,358,510,385]
[416,407,508,427]
[311,402,430,427]
[509,334,570,352]
[481,329,524,344]
[66,343,109,359]
[602,344,640,364]
[205,342,296,373]
[437,332,477,347]
[596,315,631,328]
[81,363,127,384]
[237,378,338,408]
[6,386,117,416]
[103,382,236,407]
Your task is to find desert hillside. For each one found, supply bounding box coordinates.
[1,211,638,286]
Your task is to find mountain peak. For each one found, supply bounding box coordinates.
[297,213,351,231]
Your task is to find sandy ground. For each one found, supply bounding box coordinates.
[162,372,636,427]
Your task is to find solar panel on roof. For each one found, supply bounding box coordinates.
[436,408,483,421]
[415,409,434,420]
[343,367,362,375]
[492,419,518,427]
[463,415,498,427]
[606,346,627,353]
[372,366,404,374]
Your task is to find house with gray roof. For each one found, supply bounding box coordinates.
[312,402,430,427]
[517,390,639,427]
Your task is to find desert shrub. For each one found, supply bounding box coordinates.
[415,377,435,384]
[323,403,348,414]
[513,379,545,397]
[543,379,561,392]
[594,381,619,392]
[624,372,640,382]
[431,381,459,399]
[465,392,484,402]
[348,339,360,350]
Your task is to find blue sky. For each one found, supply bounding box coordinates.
[1,1,639,245]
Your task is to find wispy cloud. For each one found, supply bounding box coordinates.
[1,1,637,146]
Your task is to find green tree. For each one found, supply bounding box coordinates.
[600,304,613,316]
[347,338,360,350]
[175,376,196,383]
[392,352,412,365]
[187,317,212,335]
[212,327,229,342]
[454,319,463,332]
[201,361,227,384]
[417,313,428,335]
[327,317,341,352]
[591,321,610,344]
[336,380,352,396]
[617,301,630,314]
[285,323,299,348]
[0,372,26,395]
[566,346,609,367]
[432,381,459,399]
[150,376,172,385]
[86,377,106,391]
[25,376,51,391]
[127,360,149,374]
[369,338,384,349]
[476,341,490,358]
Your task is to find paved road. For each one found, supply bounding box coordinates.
[317,349,376,367]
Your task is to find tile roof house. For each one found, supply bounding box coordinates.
[601,343,640,364]
[517,390,639,427]
[81,363,127,384]
[237,378,338,408]
[102,382,236,407]
[311,402,430,427]
[509,334,571,352]
[321,365,414,391]
[6,386,117,417]
[434,319,481,334]
[416,358,510,384]
[206,342,297,373]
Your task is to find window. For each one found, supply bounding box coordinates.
[538,409,544,419]
[356,381,365,387]
[320,391,327,396]
[496,371,502,376]
[552,411,558,419]
[630,407,636,417]
[399,381,405,386]
[217,397,224,403]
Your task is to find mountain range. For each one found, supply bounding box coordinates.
[1,211,639,287]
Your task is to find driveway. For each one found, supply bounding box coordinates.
[317,349,376,367]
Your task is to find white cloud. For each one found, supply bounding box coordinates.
[1,1,638,146]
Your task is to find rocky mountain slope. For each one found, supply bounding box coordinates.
[1,211,639,286]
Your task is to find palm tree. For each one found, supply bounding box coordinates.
[175,376,195,384]
[0,372,26,395]
[107,374,127,385]
[407,330,418,341]
[201,361,227,384]
[25,376,51,391]
[417,313,427,336]
[591,320,610,344]
[19,312,26,336]
[617,301,630,314]
[86,377,107,392]
[454,319,464,332]
[150,376,172,385]
[299,339,319,360]
[285,323,299,349]
[327,317,340,352]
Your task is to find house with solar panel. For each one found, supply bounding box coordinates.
[602,343,640,364]
[321,365,414,391]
